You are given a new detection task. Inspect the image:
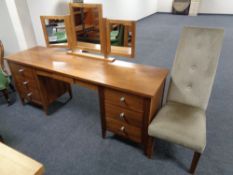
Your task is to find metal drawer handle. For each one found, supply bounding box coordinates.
[120,97,125,102]
[27,92,32,97]
[119,112,125,120]
[120,126,125,132]
[23,81,29,85]
[18,68,24,73]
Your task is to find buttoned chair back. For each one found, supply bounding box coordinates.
[167,27,224,110]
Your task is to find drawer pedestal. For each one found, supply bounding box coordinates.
[99,84,165,154]
[9,62,72,114]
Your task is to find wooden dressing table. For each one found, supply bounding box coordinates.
[6,46,168,155]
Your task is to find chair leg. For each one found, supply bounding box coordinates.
[42,104,49,115]
[0,135,4,143]
[189,152,201,174]
[68,85,73,99]
[9,83,15,92]
[2,89,10,104]
[145,136,154,158]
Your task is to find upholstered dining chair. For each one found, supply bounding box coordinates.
[147,27,224,174]
[0,40,15,104]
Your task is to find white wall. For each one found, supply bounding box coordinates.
[14,0,37,48]
[26,0,158,45]
[21,0,233,46]
[0,0,36,56]
[157,0,233,14]
[199,0,233,14]
[157,0,173,13]
[85,0,158,20]
[26,0,70,46]
[0,0,20,56]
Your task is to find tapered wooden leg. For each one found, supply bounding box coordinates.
[9,76,15,92]
[19,95,25,105]
[102,129,106,139]
[9,83,15,92]
[42,104,49,115]
[98,87,106,139]
[145,136,154,158]
[189,152,201,174]
[2,89,10,104]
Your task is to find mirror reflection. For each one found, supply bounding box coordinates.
[72,7,101,44]
[107,20,135,58]
[45,19,67,45]
[110,24,132,47]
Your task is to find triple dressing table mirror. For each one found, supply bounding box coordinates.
[40,16,72,48]
[106,20,136,58]
[40,3,136,61]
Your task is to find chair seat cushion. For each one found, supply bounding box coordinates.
[148,102,206,153]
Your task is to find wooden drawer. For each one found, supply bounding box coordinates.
[10,63,34,79]
[106,117,142,143]
[15,78,38,90]
[20,89,41,104]
[105,103,143,128]
[9,62,41,104]
[104,88,144,112]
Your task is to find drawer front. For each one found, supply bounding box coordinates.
[14,73,40,101]
[9,62,41,103]
[106,117,142,143]
[15,78,38,90]
[105,103,143,128]
[104,88,144,112]
[20,89,41,103]
[10,63,34,79]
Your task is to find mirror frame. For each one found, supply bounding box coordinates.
[106,19,136,58]
[40,15,72,48]
[69,3,105,54]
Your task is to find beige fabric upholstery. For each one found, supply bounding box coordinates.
[148,27,224,153]
[148,102,206,153]
[167,27,224,110]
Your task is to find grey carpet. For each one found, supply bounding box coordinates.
[1,14,233,175]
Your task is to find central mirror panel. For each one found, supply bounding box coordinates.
[69,3,104,53]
